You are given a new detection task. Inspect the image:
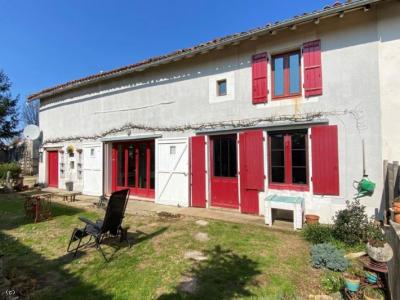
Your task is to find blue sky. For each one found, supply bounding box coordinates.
[1,0,332,122]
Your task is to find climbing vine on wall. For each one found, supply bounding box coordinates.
[43,110,359,145]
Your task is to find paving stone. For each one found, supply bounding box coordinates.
[178,276,198,294]
[184,250,207,261]
[195,220,209,226]
[194,232,209,242]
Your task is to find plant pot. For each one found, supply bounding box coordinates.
[65,181,73,191]
[344,274,360,292]
[363,288,384,300]
[394,212,400,223]
[367,242,393,262]
[305,214,320,225]
[393,201,400,209]
[365,271,378,284]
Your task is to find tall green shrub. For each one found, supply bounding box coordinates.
[0,163,21,180]
[332,199,369,245]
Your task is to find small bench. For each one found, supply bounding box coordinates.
[264,195,304,230]
[58,191,81,202]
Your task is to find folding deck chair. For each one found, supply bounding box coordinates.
[67,189,130,261]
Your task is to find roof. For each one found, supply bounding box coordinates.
[28,0,382,101]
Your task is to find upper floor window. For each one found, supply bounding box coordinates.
[217,79,227,96]
[272,51,301,99]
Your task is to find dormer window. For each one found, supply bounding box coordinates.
[217,79,227,96]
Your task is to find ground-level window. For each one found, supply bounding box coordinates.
[269,131,308,190]
[272,51,301,99]
[212,135,237,177]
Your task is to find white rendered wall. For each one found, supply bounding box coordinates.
[37,5,400,222]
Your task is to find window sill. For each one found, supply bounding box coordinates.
[268,183,309,192]
[271,94,302,101]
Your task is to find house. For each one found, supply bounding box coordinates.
[29,0,400,223]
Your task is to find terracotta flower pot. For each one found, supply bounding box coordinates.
[393,212,400,224]
[305,214,320,225]
[392,206,400,213]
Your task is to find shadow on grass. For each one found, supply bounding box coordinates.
[158,245,261,300]
[0,192,87,231]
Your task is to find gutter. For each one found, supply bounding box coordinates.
[28,0,382,101]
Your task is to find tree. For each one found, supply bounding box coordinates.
[0,70,19,146]
[23,99,39,126]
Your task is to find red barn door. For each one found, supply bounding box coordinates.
[47,151,59,188]
[190,136,206,207]
[239,130,265,214]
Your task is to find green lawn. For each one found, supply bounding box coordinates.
[0,192,322,299]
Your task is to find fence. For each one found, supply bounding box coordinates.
[382,161,400,299]
[382,160,399,223]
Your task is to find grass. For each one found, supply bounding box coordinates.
[0,192,322,299]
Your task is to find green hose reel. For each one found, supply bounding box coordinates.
[354,176,376,199]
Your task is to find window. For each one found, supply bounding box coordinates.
[269,131,308,190]
[217,79,227,96]
[213,135,237,177]
[272,51,301,99]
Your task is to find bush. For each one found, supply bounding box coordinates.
[332,199,369,245]
[311,243,348,272]
[365,222,386,247]
[302,224,333,244]
[0,163,21,180]
[321,271,344,293]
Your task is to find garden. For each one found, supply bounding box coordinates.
[303,199,394,299]
[1,192,322,299]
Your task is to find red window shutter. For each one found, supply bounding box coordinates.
[239,130,264,214]
[303,40,322,97]
[190,136,206,207]
[311,125,339,195]
[252,53,268,104]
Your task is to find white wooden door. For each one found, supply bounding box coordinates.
[155,138,189,207]
[82,143,103,196]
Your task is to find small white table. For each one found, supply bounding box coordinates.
[264,195,304,230]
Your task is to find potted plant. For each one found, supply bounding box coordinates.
[366,223,393,262]
[343,270,361,293]
[392,197,400,223]
[363,286,384,300]
[66,145,74,157]
[365,271,378,284]
[305,214,320,225]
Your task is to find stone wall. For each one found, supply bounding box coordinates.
[385,221,400,300]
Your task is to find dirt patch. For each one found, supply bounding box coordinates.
[157,211,181,220]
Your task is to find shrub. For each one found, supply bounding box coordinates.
[321,271,344,293]
[311,243,348,272]
[365,222,386,247]
[0,163,21,180]
[302,224,333,244]
[332,199,369,245]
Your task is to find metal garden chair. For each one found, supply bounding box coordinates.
[67,189,130,261]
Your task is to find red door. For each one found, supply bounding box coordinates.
[239,130,265,214]
[210,135,239,209]
[190,136,206,207]
[112,140,155,198]
[47,151,59,188]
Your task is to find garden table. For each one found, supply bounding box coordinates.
[58,191,81,202]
